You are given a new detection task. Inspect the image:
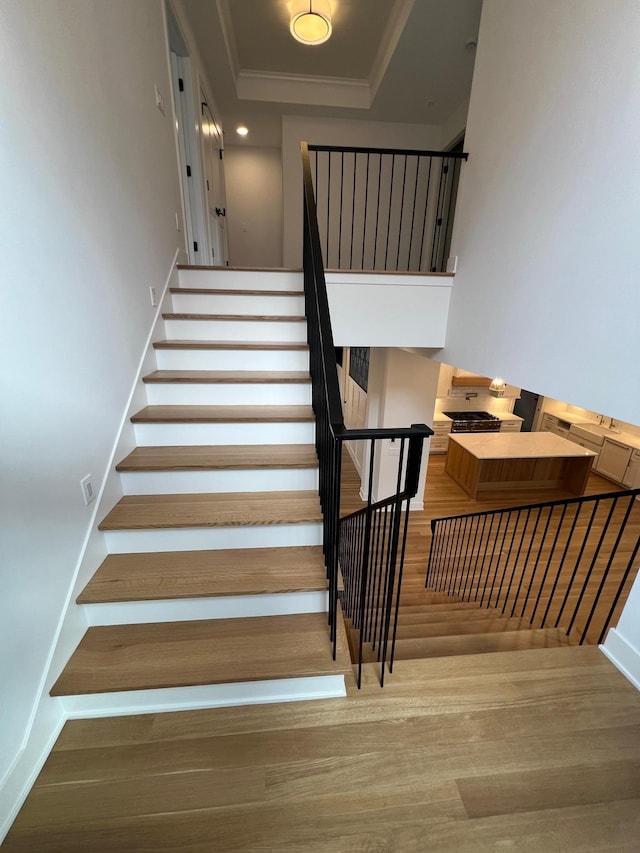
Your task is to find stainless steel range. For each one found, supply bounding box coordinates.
[442,411,501,433]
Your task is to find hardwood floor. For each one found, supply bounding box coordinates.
[5,646,640,851]
[5,449,640,850]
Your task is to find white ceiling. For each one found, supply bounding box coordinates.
[177,0,483,144]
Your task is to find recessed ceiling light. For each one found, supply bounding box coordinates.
[236,126,249,137]
[290,0,332,46]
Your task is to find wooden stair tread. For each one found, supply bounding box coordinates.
[99,491,322,531]
[176,264,302,272]
[163,313,306,322]
[395,616,531,640]
[153,340,308,350]
[116,445,318,472]
[398,602,482,614]
[131,405,314,423]
[170,288,303,296]
[142,370,310,384]
[378,628,575,662]
[398,608,505,625]
[50,613,350,696]
[77,546,327,603]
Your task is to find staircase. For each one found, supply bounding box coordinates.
[51,266,351,717]
[349,572,575,668]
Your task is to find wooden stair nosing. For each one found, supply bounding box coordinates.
[130,405,315,424]
[170,287,303,297]
[162,313,306,322]
[153,340,309,351]
[176,264,302,272]
[142,370,310,384]
[77,545,327,604]
[50,613,350,696]
[98,490,323,531]
[115,445,318,473]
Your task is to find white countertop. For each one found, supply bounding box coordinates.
[450,432,597,460]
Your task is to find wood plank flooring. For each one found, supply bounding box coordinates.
[153,340,309,351]
[8,646,640,851]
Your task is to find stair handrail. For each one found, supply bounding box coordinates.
[301,141,433,686]
[425,486,640,647]
[307,142,468,273]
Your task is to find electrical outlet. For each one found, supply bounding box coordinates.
[80,474,96,506]
[150,286,157,307]
[388,438,400,457]
[154,85,166,116]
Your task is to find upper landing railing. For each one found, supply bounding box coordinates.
[301,141,433,687]
[308,144,468,273]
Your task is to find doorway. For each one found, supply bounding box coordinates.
[166,6,207,264]
[200,93,228,266]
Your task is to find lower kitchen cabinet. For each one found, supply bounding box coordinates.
[594,438,632,483]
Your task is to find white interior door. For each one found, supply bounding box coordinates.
[200,95,228,266]
[342,347,368,476]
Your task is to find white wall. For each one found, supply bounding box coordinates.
[0,0,183,817]
[224,146,283,268]
[442,0,640,426]
[282,115,442,267]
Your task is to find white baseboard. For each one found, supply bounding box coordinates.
[61,675,346,718]
[0,699,64,844]
[600,629,640,691]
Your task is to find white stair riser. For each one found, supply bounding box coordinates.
[144,382,311,407]
[104,521,323,553]
[133,421,315,446]
[119,467,319,495]
[177,270,302,292]
[61,675,346,718]
[84,591,328,626]
[154,348,309,372]
[164,319,307,342]
[171,292,305,315]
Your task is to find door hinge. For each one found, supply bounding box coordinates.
[178,77,184,92]
[206,179,210,190]
[443,165,449,174]
[219,149,224,160]
[201,101,208,114]
[193,241,199,252]
[186,165,192,177]
[437,218,443,226]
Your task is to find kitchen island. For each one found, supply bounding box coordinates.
[446,433,597,500]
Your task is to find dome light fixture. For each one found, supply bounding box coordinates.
[236,125,249,137]
[290,0,332,46]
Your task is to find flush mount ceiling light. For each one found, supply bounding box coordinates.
[290,0,332,46]
[236,125,249,136]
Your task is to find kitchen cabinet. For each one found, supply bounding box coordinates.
[622,450,640,489]
[500,418,522,433]
[430,419,452,455]
[540,413,571,438]
[594,438,632,483]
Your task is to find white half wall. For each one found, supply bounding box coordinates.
[602,570,640,692]
[0,0,184,830]
[224,146,283,268]
[282,115,442,267]
[326,272,452,347]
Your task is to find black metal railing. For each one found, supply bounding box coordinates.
[308,144,468,273]
[425,488,640,646]
[302,141,433,687]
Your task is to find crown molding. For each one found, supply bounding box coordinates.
[369,0,415,100]
[237,70,371,109]
[216,0,239,79]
